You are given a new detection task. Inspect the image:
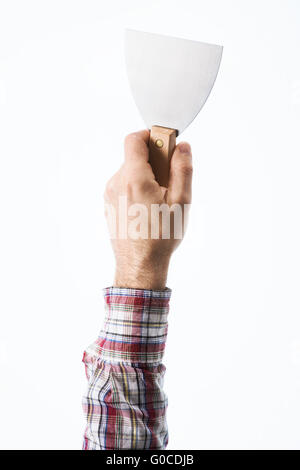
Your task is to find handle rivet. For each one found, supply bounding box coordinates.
[155,138,164,148]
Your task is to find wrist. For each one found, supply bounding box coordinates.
[114,259,170,290]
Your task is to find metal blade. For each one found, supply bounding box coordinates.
[125,29,223,135]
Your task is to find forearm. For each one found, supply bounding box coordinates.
[82,287,171,450]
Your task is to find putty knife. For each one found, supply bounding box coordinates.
[125,29,223,187]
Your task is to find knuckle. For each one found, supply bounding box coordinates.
[124,132,138,146]
[180,193,192,205]
[175,160,193,177]
[104,178,115,199]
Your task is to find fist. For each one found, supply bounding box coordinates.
[104,130,193,290]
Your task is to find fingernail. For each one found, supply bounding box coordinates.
[178,142,191,154]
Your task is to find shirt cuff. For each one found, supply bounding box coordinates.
[84,286,171,366]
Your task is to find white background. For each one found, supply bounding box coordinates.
[0,0,300,450]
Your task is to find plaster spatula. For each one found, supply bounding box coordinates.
[125,29,223,187]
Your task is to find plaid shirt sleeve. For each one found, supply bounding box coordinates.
[82,286,171,450]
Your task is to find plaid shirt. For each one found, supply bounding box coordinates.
[82,287,171,450]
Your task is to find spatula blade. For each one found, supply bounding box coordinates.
[125,29,223,135]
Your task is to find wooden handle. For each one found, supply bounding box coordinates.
[149,125,177,187]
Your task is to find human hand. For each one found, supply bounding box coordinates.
[104,130,193,290]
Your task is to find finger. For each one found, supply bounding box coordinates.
[124,130,150,165]
[167,142,193,205]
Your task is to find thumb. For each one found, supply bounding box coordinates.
[167,142,193,205]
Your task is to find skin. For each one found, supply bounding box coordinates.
[104,129,193,290]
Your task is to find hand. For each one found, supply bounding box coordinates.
[104,130,193,290]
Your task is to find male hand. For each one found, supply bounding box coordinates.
[104,130,193,290]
